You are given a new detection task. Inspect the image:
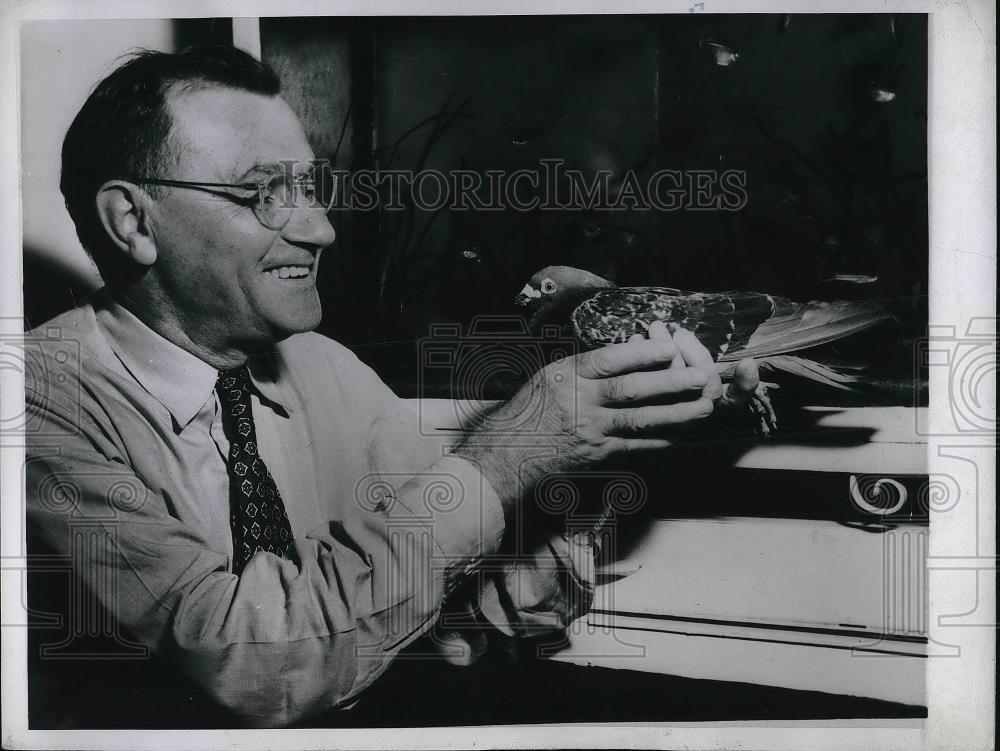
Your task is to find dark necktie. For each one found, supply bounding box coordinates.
[215,365,293,574]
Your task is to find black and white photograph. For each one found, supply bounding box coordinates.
[0,2,994,749]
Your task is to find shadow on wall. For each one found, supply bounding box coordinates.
[22,247,101,330]
[20,18,233,331]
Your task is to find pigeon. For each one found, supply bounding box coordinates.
[515,266,896,435]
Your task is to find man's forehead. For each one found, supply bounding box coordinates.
[165,85,315,180]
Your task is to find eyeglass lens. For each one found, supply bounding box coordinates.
[255,164,338,229]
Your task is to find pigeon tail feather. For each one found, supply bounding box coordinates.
[755,354,863,391]
[718,299,892,361]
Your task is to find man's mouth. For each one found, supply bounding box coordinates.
[264,265,312,280]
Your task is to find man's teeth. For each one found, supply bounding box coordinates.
[265,266,311,279]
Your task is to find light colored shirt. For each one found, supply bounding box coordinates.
[25,291,593,727]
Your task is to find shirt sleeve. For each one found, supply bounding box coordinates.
[358,388,597,647]
[25,396,504,728]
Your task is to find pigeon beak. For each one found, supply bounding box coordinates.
[514,284,538,307]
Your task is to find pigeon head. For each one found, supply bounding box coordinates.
[515,265,615,329]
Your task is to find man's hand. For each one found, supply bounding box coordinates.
[455,321,761,513]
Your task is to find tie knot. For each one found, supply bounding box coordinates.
[216,365,252,409]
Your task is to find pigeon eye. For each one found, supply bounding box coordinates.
[541,279,556,294]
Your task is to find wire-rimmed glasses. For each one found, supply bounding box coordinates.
[127,162,338,230]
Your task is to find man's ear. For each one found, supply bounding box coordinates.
[95,181,157,267]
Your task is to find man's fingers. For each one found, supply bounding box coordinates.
[643,321,684,367]
[616,437,676,453]
[719,358,760,410]
[650,321,688,370]
[671,328,714,370]
[578,336,677,379]
[600,368,709,405]
[648,322,686,369]
[607,397,715,436]
[671,329,722,398]
[647,320,669,340]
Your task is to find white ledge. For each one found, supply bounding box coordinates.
[410,399,928,475]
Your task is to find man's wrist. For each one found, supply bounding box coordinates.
[451,436,521,516]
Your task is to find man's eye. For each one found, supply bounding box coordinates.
[263,176,294,204]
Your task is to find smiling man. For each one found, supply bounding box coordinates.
[83,82,334,364]
[25,45,761,728]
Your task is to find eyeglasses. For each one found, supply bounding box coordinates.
[128,164,338,230]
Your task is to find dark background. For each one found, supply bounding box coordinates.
[259,14,929,398]
[23,15,929,401]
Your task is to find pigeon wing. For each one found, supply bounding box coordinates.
[571,287,775,360]
[720,299,893,361]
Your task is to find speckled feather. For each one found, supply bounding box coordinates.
[571,286,890,363]
[571,288,771,357]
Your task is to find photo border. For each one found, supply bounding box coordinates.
[1,1,994,749]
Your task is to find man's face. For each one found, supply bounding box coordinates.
[144,86,336,350]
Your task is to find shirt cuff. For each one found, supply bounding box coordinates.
[385,454,505,594]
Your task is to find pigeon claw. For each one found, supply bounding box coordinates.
[748,382,778,438]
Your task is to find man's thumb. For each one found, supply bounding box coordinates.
[720,358,759,408]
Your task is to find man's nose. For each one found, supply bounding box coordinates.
[282,207,336,249]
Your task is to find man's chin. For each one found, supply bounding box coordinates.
[265,301,323,342]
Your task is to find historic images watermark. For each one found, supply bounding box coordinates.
[417,316,579,437]
[277,158,749,213]
[915,318,997,435]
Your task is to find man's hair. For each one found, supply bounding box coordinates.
[60,44,281,286]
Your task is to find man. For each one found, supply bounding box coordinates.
[25,44,761,728]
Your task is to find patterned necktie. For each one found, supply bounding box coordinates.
[215,365,293,574]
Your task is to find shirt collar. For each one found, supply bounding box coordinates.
[245,350,295,418]
[94,291,292,429]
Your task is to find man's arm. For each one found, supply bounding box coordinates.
[450,324,762,638]
[26,401,503,727]
[26,323,756,726]
[454,324,754,510]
